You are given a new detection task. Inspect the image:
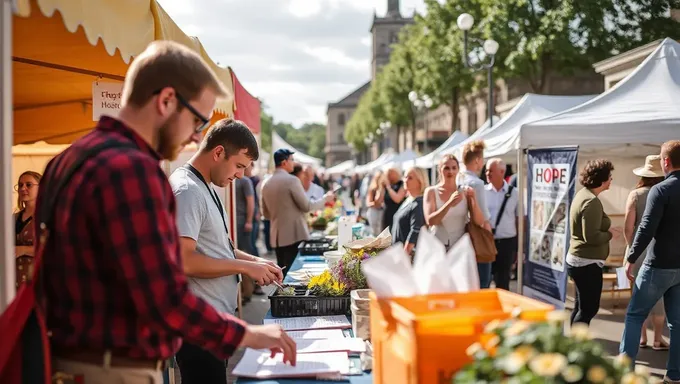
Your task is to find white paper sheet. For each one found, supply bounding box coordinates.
[264,315,351,331]
[286,329,346,340]
[616,267,631,290]
[232,349,349,379]
[295,338,366,354]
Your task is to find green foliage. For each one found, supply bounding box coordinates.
[345,76,386,150]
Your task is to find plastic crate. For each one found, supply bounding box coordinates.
[269,286,351,318]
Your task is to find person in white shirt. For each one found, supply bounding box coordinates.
[303,165,325,200]
[485,158,519,290]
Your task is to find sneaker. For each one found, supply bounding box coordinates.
[664,375,680,383]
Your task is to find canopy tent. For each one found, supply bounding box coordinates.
[231,68,261,134]
[380,149,418,171]
[414,130,468,169]
[12,0,235,145]
[325,159,355,175]
[354,149,396,174]
[272,131,322,167]
[521,38,680,155]
[470,94,595,160]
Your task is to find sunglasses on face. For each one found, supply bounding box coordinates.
[14,182,37,191]
[154,89,211,133]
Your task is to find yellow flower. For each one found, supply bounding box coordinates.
[634,365,650,377]
[614,353,632,369]
[561,365,584,383]
[604,378,615,384]
[569,323,593,341]
[501,346,536,374]
[504,320,530,337]
[528,353,568,377]
[621,373,647,384]
[586,365,607,383]
[547,310,570,323]
[466,342,483,357]
[484,319,502,333]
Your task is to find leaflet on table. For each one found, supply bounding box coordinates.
[295,338,366,354]
[264,315,351,330]
[232,349,350,379]
[286,329,345,340]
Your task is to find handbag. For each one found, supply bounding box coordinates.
[0,140,135,384]
[465,194,497,263]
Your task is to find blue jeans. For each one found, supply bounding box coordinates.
[478,262,492,289]
[619,264,680,380]
[250,219,260,257]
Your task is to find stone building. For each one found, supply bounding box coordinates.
[325,0,412,167]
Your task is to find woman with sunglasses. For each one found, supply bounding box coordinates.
[14,170,41,287]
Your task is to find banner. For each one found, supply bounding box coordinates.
[523,147,578,308]
[92,81,123,121]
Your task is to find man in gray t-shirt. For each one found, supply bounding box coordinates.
[170,120,285,384]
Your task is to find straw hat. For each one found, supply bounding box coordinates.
[633,155,665,178]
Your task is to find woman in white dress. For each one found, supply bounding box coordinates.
[424,154,486,250]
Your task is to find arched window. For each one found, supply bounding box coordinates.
[338,113,346,126]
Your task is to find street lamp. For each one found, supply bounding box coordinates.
[408,91,433,153]
[457,13,499,128]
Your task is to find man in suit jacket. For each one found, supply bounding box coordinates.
[261,149,334,273]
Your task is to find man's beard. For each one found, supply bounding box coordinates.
[156,114,190,161]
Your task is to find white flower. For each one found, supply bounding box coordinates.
[511,307,523,318]
[501,346,536,374]
[484,319,502,333]
[504,320,531,337]
[586,365,607,383]
[569,323,593,341]
[547,310,570,323]
[621,373,648,384]
[561,365,584,383]
[485,335,501,349]
[634,365,650,377]
[528,353,568,377]
[466,342,482,357]
[614,353,632,369]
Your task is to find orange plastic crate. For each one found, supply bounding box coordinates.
[369,289,554,384]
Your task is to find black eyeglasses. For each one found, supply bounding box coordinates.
[154,89,211,133]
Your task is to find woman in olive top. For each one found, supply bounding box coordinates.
[567,159,615,326]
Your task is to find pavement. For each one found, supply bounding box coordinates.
[172,237,672,383]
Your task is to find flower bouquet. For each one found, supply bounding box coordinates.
[331,248,378,292]
[455,311,659,384]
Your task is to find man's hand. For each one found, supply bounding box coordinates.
[244,222,253,232]
[323,192,336,204]
[244,260,281,286]
[239,324,297,366]
[624,260,635,282]
[252,257,283,283]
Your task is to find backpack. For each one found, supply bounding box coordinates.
[0,141,135,383]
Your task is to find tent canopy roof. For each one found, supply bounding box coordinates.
[272,132,322,166]
[522,38,680,150]
[414,130,468,168]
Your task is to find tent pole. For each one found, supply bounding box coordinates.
[516,147,525,296]
[1,0,15,311]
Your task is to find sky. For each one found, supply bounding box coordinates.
[156,0,427,127]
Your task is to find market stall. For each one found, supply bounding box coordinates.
[272,131,323,167]
[326,159,356,175]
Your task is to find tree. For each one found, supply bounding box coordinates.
[479,0,680,93]
[260,107,274,153]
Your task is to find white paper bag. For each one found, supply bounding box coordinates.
[361,245,418,298]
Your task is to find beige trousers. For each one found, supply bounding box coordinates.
[54,358,163,384]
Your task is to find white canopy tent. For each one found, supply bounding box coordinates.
[272,131,323,166]
[354,149,396,174]
[438,116,499,158]
[381,149,419,171]
[326,159,355,175]
[414,130,469,169]
[521,38,680,156]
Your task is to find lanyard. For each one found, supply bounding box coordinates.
[182,164,235,252]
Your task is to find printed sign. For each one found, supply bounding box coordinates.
[523,147,578,308]
[92,81,123,121]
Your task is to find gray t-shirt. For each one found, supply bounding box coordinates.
[235,177,254,223]
[169,167,238,315]
[459,170,491,221]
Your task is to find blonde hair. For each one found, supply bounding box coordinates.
[462,140,486,165]
[386,167,402,183]
[406,167,429,196]
[16,171,41,211]
[122,40,228,108]
[438,154,460,183]
[368,171,383,192]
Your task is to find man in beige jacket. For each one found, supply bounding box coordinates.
[261,149,334,273]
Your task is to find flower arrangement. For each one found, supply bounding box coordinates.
[455,311,659,384]
[307,270,347,296]
[331,248,378,291]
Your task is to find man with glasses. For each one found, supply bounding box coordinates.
[36,41,295,384]
[261,149,335,273]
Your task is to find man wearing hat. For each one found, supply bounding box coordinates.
[261,149,335,273]
[620,141,680,383]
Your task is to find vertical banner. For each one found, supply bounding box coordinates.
[523,147,578,308]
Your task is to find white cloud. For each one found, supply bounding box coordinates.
[156,0,426,126]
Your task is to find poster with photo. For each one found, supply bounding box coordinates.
[523,147,578,308]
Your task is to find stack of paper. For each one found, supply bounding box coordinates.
[264,315,352,331]
[232,349,350,379]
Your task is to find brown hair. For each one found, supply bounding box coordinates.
[368,171,383,192]
[579,159,614,189]
[636,176,664,189]
[462,140,485,165]
[200,119,259,160]
[16,171,41,211]
[661,140,680,169]
[122,41,228,108]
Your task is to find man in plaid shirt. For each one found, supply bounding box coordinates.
[38,41,295,384]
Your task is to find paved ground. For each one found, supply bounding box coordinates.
[172,237,671,382]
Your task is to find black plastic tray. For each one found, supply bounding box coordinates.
[269,286,351,318]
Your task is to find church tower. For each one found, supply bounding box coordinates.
[370,0,413,79]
